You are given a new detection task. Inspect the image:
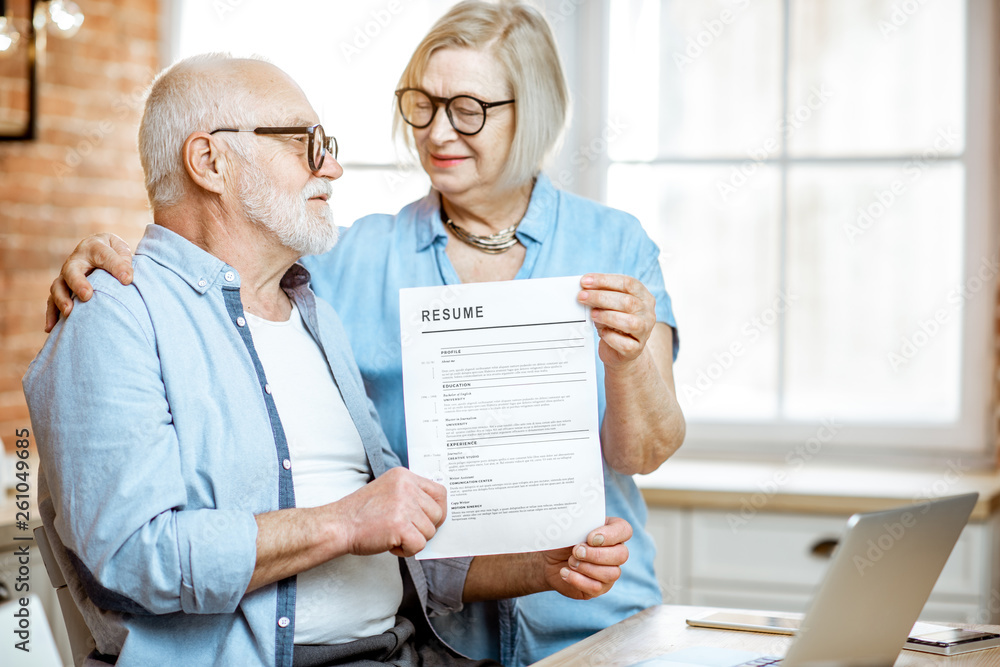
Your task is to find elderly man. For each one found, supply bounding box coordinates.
[23,54,629,667]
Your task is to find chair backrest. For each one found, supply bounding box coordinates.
[34,525,98,667]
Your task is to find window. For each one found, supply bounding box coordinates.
[168,1,998,462]
[169,0,460,228]
[567,0,997,461]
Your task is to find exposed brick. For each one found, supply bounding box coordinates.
[0,0,158,452]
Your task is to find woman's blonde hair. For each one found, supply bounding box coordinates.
[394,0,570,189]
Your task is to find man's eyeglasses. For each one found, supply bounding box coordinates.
[209,124,338,172]
[395,88,514,136]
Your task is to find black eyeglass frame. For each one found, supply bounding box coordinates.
[209,124,338,172]
[395,88,515,136]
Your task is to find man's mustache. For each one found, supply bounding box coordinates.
[303,179,333,201]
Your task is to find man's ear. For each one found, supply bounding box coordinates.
[182,132,227,196]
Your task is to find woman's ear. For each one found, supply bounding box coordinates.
[182,131,227,195]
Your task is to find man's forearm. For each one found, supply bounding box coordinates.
[246,467,449,593]
[462,552,549,602]
[246,506,347,593]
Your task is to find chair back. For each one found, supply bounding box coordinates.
[34,525,98,667]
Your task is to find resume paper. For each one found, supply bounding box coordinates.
[399,276,606,559]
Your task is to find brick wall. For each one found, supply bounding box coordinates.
[0,0,158,447]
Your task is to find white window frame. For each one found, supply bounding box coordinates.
[552,0,999,466]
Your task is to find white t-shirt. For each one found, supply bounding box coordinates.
[246,302,403,645]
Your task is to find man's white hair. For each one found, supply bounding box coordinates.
[138,53,271,211]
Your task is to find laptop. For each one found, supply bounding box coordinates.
[633,493,979,667]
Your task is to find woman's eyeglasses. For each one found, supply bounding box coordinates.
[395,88,514,136]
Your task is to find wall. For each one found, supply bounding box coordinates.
[0,0,158,446]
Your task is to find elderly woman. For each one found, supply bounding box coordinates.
[47,2,685,664]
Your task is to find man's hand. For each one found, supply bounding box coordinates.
[335,467,447,558]
[249,468,446,593]
[46,233,134,332]
[543,516,632,600]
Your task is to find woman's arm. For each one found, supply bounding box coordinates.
[578,273,686,475]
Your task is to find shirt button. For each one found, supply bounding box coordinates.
[225,271,236,282]
[282,459,291,470]
[236,316,246,327]
[197,279,207,288]
[278,617,290,628]
[265,383,272,394]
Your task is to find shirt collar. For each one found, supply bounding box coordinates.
[515,173,556,245]
[135,223,312,294]
[413,172,558,252]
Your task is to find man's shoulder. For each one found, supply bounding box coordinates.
[25,265,157,395]
[80,267,148,316]
[58,255,181,346]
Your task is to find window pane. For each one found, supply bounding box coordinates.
[785,163,965,422]
[177,0,457,164]
[788,0,966,156]
[608,0,783,160]
[607,164,781,420]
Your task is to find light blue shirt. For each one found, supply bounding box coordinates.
[23,224,468,667]
[304,174,678,666]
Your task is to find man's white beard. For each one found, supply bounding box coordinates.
[237,162,338,257]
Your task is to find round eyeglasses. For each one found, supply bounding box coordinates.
[209,124,338,172]
[395,88,515,136]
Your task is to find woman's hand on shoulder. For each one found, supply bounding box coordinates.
[577,273,657,369]
[46,233,134,332]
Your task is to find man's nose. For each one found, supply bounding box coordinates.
[316,155,343,180]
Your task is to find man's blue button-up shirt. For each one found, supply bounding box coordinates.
[23,224,468,667]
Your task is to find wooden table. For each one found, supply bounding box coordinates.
[530,605,1000,666]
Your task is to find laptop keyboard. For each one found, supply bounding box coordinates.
[738,658,782,666]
